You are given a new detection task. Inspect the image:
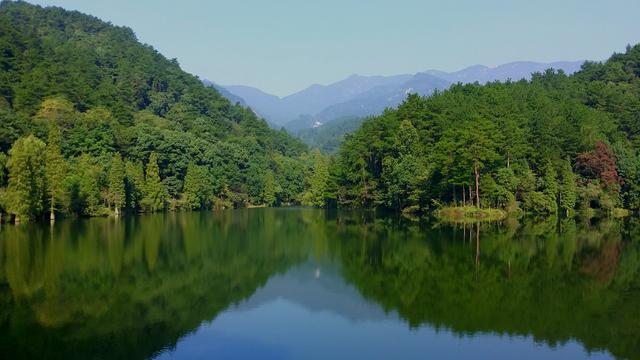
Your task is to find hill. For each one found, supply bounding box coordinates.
[328,44,640,215]
[0,0,313,220]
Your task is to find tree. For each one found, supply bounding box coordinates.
[303,150,330,207]
[143,152,168,212]
[576,141,623,192]
[6,135,47,221]
[457,119,501,208]
[0,152,7,187]
[45,124,67,220]
[35,97,77,129]
[559,158,577,216]
[125,160,145,211]
[109,153,125,216]
[183,162,211,210]
[541,160,559,214]
[262,170,279,206]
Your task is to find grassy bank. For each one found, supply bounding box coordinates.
[435,206,507,223]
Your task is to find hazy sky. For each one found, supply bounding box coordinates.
[30,0,640,96]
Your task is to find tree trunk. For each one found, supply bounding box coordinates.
[114,206,120,217]
[453,185,456,206]
[474,162,480,208]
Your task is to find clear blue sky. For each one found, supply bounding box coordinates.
[30,0,640,96]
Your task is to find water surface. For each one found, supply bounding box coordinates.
[1,209,639,359]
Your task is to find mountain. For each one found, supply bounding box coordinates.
[0,1,309,217]
[217,60,585,130]
[223,85,284,123]
[314,73,452,122]
[201,80,247,107]
[423,61,585,84]
[225,74,412,126]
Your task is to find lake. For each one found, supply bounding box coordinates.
[0,209,639,359]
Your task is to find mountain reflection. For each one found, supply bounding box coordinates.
[1,209,639,359]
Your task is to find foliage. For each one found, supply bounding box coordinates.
[333,44,640,215]
[6,135,47,220]
[143,152,168,212]
[0,1,313,220]
[108,153,125,212]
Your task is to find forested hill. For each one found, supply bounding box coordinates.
[0,1,315,220]
[331,44,640,215]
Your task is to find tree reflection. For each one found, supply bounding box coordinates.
[0,210,639,359]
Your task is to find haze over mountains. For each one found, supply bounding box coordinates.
[208,60,585,130]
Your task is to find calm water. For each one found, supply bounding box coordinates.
[1,209,639,360]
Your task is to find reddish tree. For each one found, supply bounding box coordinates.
[575,141,623,191]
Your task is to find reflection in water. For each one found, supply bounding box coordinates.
[0,209,639,359]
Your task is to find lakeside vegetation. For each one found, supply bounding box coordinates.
[0,1,330,221]
[1,2,640,224]
[329,44,640,218]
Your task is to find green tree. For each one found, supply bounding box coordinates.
[143,152,168,212]
[125,160,145,211]
[457,119,501,208]
[303,150,330,207]
[109,153,125,215]
[559,158,577,216]
[45,124,67,220]
[262,170,280,206]
[183,162,211,210]
[541,160,559,214]
[6,135,47,221]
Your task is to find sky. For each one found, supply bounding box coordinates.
[29,0,640,97]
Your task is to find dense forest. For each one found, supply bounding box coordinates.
[328,44,640,216]
[1,1,640,222]
[0,1,332,221]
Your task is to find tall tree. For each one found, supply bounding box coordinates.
[109,153,125,216]
[143,152,168,212]
[45,124,67,221]
[125,160,145,211]
[183,162,211,210]
[559,158,577,216]
[303,150,330,207]
[457,119,501,208]
[6,135,47,221]
[262,170,279,206]
[541,160,559,214]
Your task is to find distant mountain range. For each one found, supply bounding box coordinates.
[205,60,586,130]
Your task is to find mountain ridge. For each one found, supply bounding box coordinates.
[215,60,586,130]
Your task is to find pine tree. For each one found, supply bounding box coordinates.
[6,135,47,221]
[45,124,67,221]
[109,153,125,216]
[559,158,577,216]
[457,119,502,208]
[183,162,211,210]
[143,152,168,212]
[125,160,145,211]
